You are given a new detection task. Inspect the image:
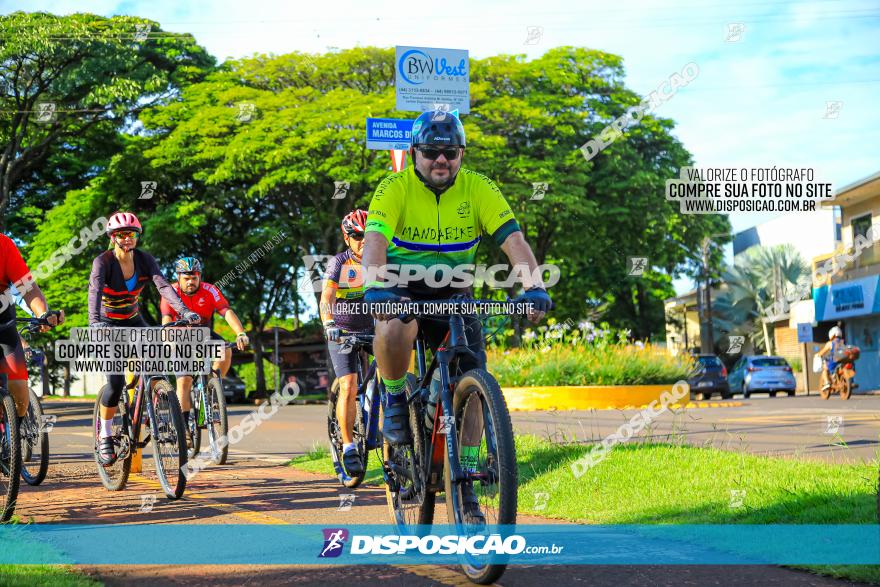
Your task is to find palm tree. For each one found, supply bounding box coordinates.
[713,244,810,354]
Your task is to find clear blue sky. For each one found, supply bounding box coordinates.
[6,0,880,295]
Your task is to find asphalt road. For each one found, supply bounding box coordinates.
[9,395,877,586]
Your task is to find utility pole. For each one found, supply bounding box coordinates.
[700,237,715,354]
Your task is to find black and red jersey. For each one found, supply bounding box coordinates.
[88,249,188,324]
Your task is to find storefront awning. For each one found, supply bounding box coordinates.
[814,274,880,321]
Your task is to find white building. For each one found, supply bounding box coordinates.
[733,209,837,262]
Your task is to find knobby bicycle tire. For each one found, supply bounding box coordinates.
[0,394,21,522]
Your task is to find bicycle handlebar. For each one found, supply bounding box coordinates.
[0,310,63,334]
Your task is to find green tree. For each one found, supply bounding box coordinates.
[713,244,810,354]
[0,11,214,233]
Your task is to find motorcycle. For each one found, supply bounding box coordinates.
[821,345,860,400]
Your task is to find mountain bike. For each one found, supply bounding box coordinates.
[17,316,55,486]
[0,374,20,522]
[1,312,61,521]
[186,342,236,464]
[326,332,382,488]
[92,319,189,499]
[383,298,519,585]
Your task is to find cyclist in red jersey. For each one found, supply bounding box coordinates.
[160,257,249,436]
[88,212,200,465]
[0,234,64,423]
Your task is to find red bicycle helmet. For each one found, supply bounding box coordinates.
[341,209,367,237]
[106,211,143,235]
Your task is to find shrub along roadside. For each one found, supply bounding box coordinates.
[488,344,693,386]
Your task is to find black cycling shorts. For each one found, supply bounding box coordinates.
[97,316,149,408]
[385,286,485,373]
[0,316,27,382]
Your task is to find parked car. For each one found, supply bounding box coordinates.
[688,354,731,399]
[727,356,796,398]
[221,367,247,404]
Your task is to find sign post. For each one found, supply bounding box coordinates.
[366,117,413,173]
[797,322,814,396]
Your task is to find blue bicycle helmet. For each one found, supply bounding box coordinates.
[175,256,202,274]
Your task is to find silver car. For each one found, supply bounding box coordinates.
[727,356,797,398]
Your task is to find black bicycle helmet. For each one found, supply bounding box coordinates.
[410,110,466,148]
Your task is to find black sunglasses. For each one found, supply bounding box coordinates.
[347,233,364,241]
[417,146,462,161]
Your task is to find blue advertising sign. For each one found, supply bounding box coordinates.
[395,45,470,114]
[366,117,412,150]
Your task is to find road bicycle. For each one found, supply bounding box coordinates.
[186,341,236,464]
[326,332,382,489]
[1,312,61,521]
[383,297,519,585]
[92,319,189,499]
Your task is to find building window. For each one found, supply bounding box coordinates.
[851,213,872,241]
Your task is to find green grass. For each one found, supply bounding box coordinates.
[488,344,694,386]
[289,443,385,485]
[0,566,100,586]
[513,435,873,524]
[290,435,874,524]
[291,434,878,582]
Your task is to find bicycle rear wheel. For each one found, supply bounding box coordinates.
[205,377,229,465]
[1,394,21,522]
[384,374,435,530]
[147,379,187,499]
[328,378,369,488]
[93,388,132,491]
[21,389,49,486]
[444,368,517,585]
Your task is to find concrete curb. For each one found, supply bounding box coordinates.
[501,385,744,411]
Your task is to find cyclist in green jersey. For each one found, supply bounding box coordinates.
[362,109,552,450]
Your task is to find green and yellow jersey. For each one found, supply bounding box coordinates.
[365,166,520,270]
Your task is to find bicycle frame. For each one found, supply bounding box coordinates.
[358,357,382,451]
[119,372,166,460]
[412,313,494,493]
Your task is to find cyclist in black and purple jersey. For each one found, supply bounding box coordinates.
[87,211,199,465]
[320,209,373,477]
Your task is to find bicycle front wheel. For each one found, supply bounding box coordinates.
[188,386,201,460]
[21,389,49,486]
[147,380,187,499]
[205,377,229,465]
[0,394,21,522]
[93,388,132,492]
[444,368,517,585]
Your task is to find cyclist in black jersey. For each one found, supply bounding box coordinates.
[87,211,199,465]
[321,210,373,476]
